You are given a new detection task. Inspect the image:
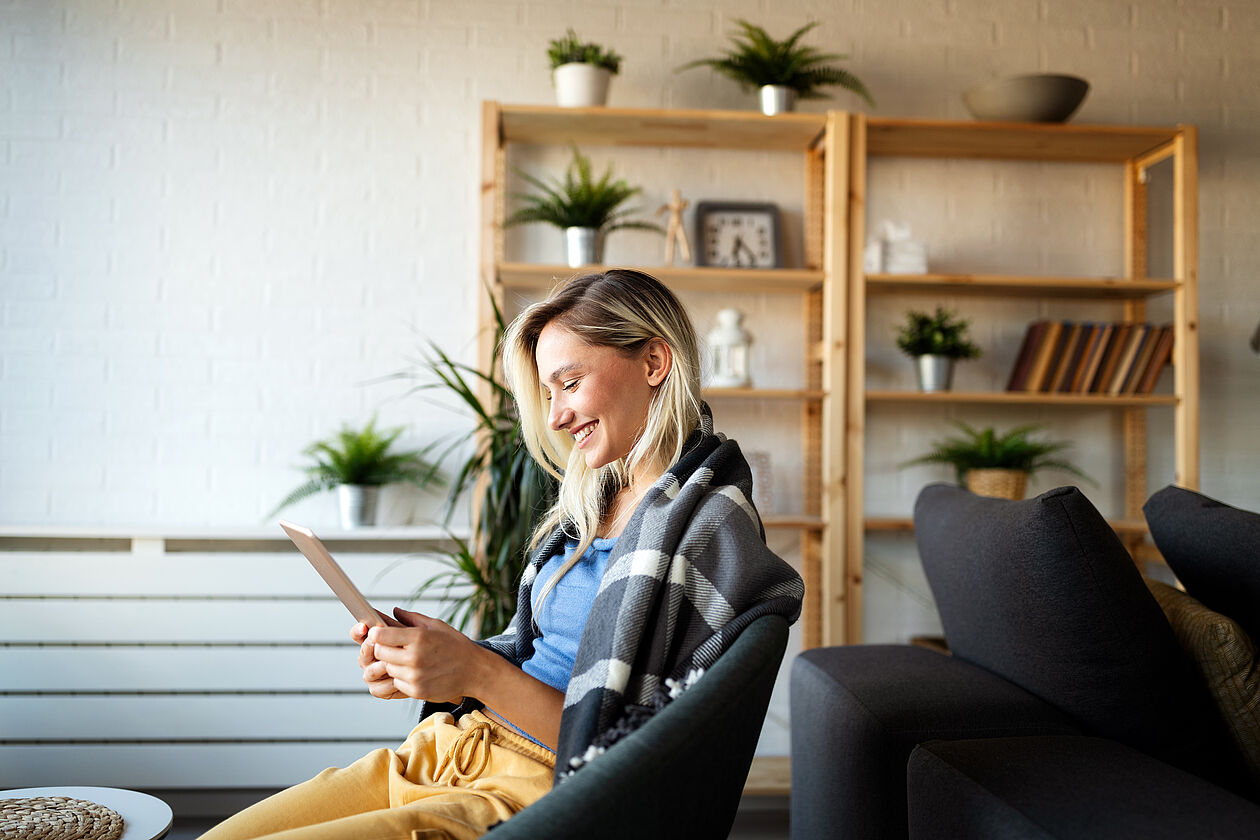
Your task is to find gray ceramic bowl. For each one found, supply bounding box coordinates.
[962,73,1090,122]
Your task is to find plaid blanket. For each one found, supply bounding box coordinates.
[455,410,804,782]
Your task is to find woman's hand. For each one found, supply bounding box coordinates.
[353,608,477,703]
[352,618,405,700]
[351,608,564,749]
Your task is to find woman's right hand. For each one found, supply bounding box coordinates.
[352,616,408,700]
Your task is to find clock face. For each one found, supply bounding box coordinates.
[701,209,778,268]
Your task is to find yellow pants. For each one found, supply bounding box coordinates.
[198,711,555,840]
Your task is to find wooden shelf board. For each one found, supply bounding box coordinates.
[497,263,823,293]
[864,118,1181,163]
[866,516,1149,536]
[762,516,825,530]
[865,390,1178,406]
[498,104,827,151]
[866,273,1179,299]
[706,387,825,401]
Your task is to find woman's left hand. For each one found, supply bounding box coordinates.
[365,608,476,703]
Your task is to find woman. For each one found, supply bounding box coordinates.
[201,269,803,840]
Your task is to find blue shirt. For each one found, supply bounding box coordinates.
[522,536,618,690]
[487,535,617,750]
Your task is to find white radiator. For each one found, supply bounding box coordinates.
[0,529,455,789]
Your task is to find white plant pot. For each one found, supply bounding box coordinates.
[338,484,378,529]
[564,226,602,267]
[553,63,612,108]
[760,85,797,115]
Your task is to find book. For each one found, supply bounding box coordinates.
[1134,325,1175,395]
[1090,323,1132,393]
[1023,320,1065,392]
[1122,324,1162,394]
[1005,321,1047,391]
[1107,324,1150,395]
[1069,323,1109,393]
[1045,322,1083,393]
[1052,322,1092,393]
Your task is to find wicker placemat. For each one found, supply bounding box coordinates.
[0,796,125,840]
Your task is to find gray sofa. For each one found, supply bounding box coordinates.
[791,484,1260,839]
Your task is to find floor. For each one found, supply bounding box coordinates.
[164,796,791,839]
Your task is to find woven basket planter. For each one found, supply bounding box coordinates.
[965,468,1028,500]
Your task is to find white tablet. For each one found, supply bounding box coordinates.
[279,520,387,627]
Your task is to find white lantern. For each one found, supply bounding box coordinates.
[707,308,752,388]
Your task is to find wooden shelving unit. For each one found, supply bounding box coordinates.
[846,115,1199,621]
[479,104,1197,679]
[477,106,1198,798]
[480,103,850,655]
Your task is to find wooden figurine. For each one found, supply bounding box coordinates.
[656,189,692,265]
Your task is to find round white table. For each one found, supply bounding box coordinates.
[0,786,173,840]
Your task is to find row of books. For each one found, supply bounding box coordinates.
[1006,320,1175,395]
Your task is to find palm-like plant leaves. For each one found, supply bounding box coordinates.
[678,20,875,105]
[388,294,557,636]
[900,421,1095,486]
[504,144,664,234]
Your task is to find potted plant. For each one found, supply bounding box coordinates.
[384,296,558,636]
[548,28,622,108]
[269,417,444,529]
[895,306,982,392]
[505,144,662,268]
[677,19,875,115]
[900,421,1094,500]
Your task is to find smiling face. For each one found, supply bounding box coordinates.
[534,321,670,474]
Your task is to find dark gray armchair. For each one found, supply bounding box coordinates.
[791,484,1260,839]
[487,614,789,839]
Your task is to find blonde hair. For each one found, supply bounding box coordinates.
[501,269,704,601]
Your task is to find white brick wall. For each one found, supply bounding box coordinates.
[2,0,1259,629]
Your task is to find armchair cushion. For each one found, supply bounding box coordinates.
[913,483,1233,780]
[790,645,1080,840]
[1144,485,1260,643]
[907,736,1260,840]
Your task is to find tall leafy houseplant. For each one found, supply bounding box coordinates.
[268,417,445,527]
[401,298,558,636]
[678,19,875,115]
[505,144,662,268]
[901,421,1093,500]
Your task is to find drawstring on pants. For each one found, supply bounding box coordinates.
[436,719,493,783]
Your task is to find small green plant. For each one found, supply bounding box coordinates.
[505,144,663,235]
[547,28,622,73]
[268,417,444,517]
[895,307,983,360]
[677,19,874,105]
[900,421,1094,485]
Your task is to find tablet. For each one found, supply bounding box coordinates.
[279,520,387,627]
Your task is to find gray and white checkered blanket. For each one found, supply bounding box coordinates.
[474,410,804,782]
